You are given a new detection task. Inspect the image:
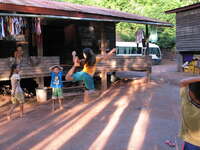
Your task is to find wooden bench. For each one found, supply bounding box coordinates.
[0,56,60,81]
[96,56,152,88]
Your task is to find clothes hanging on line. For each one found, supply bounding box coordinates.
[149,25,158,43]
[0,17,5,39]
[0,16,27,40]
[135,29,144,44]
[35,18,41,35]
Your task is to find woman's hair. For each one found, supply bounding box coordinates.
[83,48,96,66]
[9,64,18,79]
[189,82,200,102]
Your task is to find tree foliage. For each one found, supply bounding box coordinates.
[55,0,198,49]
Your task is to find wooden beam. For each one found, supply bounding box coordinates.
[37,34,43,56]
[144,24,149,55]
[100,23,106,55]
[101,71,107,91]
[36,24,44,88]
[176,52,183,72]
[100,23,108,91]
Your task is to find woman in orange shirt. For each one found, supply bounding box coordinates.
[65,48,116,90]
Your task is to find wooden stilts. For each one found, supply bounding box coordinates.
[100,23,108,91]
[101,71,107,91]
[36,24,44,88]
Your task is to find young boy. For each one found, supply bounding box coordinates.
[49,65,64,111]
[14,45,24,65]
[179,77,200,150]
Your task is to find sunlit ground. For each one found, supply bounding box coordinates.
[0,79,180,150]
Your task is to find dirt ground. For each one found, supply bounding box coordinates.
[0,59,196,150]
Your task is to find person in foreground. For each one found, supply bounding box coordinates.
[179,77,200,150]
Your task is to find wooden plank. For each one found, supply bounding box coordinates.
[0,56,60,81]
[63,92,83,97]
[96,56,152,85]
[176,9,200,52]
[101,71,107,91]
[63,86,84,90]
[96,56,152,72]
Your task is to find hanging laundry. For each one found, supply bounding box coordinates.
[36,18,41,35]
[5,17,9,36]
[11,17,15,35]
[19,17,26,34]
[149,25,158,43]
[135,29,144,43]
[13,17,24,35]
[0,17,5,39]
[0,16,28,40]
[6,17,14,35]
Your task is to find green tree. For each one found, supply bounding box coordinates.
[53,0,197,49]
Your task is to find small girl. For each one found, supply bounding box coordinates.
[7,64,25,120]
[65,48,116,102]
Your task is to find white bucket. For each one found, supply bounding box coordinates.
[36,88,47,103]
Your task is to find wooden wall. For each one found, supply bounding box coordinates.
[42,20,116,65]
[0,56,59,81]
[77,22,116,53]
[176,8,200,52]
[96,56,152,72]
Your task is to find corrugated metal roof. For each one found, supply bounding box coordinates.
[0,0,172,26]
[165,3,200,14]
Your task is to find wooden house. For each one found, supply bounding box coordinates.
[0,0,171,91]
[166,3,200,72]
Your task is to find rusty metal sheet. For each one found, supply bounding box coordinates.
[0,0,171,26]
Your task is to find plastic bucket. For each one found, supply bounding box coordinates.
[36,88,47,103]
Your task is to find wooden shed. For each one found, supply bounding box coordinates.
[166,3,200,72]
[0,0,171,91]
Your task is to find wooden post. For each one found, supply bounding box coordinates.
[100,23,107,91]
[176,52,183,72]
[37,34,43,56]
[36,77,44,88]
[146,70,151,83]
[36,20,44,88]
[145,24,149,55]
[100,23,106,55]
[101,71,107,91]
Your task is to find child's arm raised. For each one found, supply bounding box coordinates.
[180,77,200,87]
[72,51,77,64]
[65,57,80,81]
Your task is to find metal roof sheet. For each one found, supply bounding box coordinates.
[165,3,200,14]
[0,0,172,26]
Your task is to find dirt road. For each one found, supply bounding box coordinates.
[0,60,195,150]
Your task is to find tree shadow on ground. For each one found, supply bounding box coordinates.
[0,79,165,150]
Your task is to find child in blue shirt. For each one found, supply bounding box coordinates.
[49,65,64,111]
